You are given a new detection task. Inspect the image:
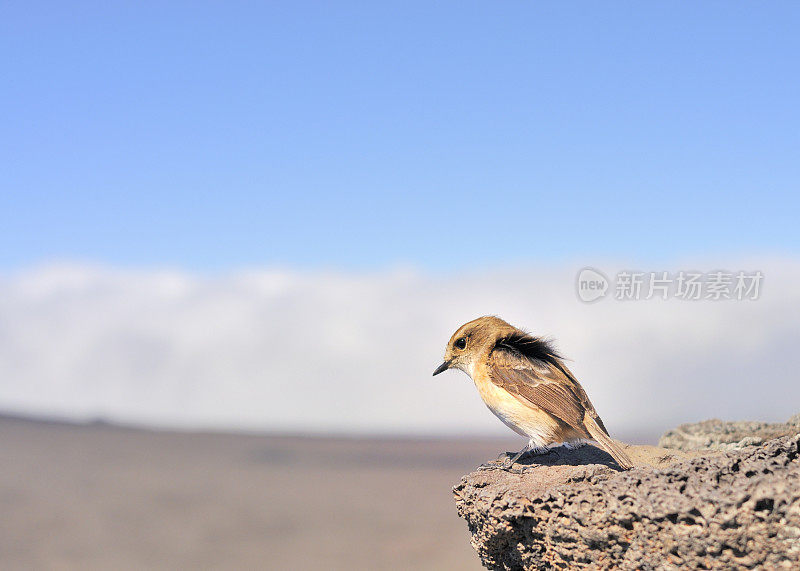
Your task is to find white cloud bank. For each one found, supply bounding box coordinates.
[1,260,799,439]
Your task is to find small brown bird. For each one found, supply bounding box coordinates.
[433,316,633,470]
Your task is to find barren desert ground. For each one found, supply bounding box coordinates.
[0,415,529,570]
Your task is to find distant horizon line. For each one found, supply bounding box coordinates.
[0,408,666,446]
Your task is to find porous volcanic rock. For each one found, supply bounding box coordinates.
[659,414,800,451]
[453,435,800,570]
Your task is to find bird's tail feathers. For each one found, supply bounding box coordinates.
[584,416,634,470]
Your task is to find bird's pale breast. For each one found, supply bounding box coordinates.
[471,368,564,447]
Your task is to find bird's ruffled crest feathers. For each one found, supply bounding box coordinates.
[495,329,563,366]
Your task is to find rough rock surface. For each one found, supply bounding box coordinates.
[659,414,800,451]
[453,435,800,570]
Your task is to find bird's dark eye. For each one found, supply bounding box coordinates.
[454,337,467,350]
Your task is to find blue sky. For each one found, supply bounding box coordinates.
[2,2,798,271]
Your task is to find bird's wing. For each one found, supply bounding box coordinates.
[487,345,607,434]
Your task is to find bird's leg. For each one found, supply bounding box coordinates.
[502,442,533,468]
[477,445,529,471]
[476,438,558,472]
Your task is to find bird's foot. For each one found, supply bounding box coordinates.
[476,461,526,473]
[476,449,552,473]
[476,455,519,471]
[504,466,532,474]
[476,463,498,471]
[476,459,506,471]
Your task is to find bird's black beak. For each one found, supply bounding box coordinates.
[432,360,451,376]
